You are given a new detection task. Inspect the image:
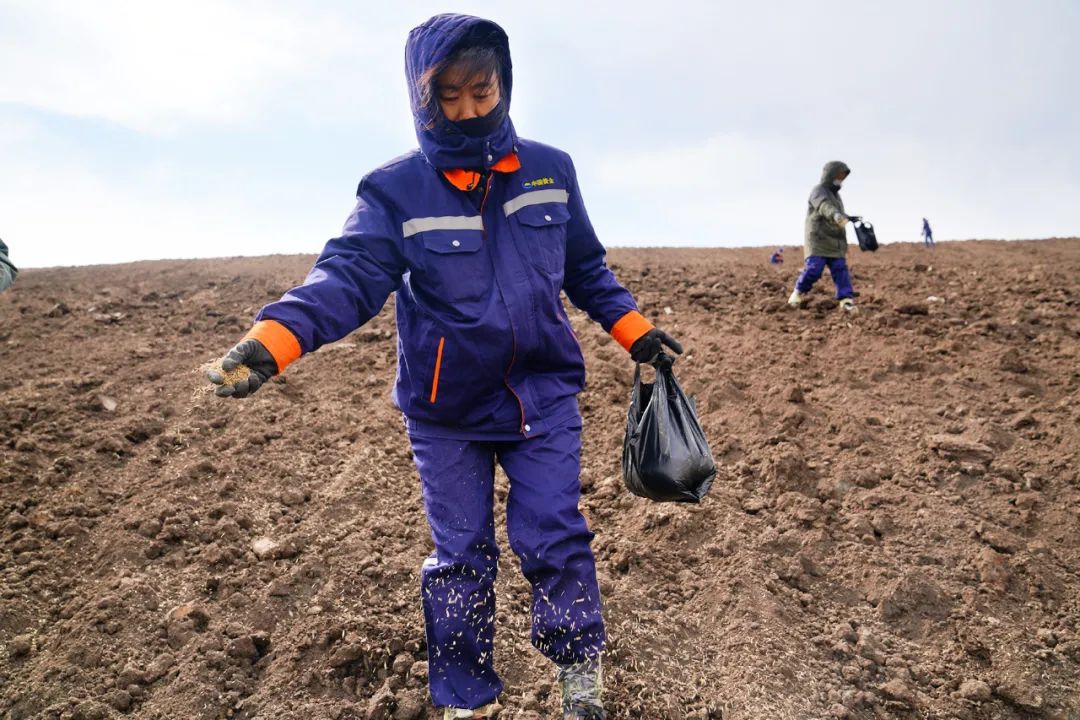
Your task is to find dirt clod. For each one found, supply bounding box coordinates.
[365,682,396,720]
[958,679,992,702]
[251,536,280,560]
[928,434,996,464]
[8,634,33,658]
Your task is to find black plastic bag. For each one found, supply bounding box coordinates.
[853,218,879,252]
[622,355,716,503]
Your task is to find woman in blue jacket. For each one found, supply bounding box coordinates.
[209,14,679,720]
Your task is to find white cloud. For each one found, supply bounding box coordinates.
[587,130,1080,249]
[0,116,342,268]
[0,164,327,269]
[0,0,391,133]
[588,133,809,248]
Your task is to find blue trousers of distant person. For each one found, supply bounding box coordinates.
[924,232,934,248]
[409,421,605,710]
[795,255,854,299]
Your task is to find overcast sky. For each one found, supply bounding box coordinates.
[1,0,1078,268]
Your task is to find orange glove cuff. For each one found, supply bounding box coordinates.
[243,320,302,374]
[610,310,654,351]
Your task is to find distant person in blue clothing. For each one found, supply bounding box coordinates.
[922,217,935,248]
[0,238,17,292]
[207,14,681,720]
[770,247,785,265]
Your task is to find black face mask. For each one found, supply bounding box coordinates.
[452,100,506,138]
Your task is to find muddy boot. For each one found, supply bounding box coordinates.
[788,289,804,307]
[557,657,606,719]
[443,701,501,719]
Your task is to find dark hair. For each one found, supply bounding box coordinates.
[418,45,501,117]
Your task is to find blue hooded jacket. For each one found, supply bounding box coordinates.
[249,14,652,439]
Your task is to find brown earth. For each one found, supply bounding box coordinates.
[2,239,1079,720]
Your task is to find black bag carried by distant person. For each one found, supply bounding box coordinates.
[852,217,879,252]
[623,355,716,503]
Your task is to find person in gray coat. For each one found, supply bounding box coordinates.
[0,238,16,292]
[788,161,858,312]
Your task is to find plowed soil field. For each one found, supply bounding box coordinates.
[2,239,1079,719]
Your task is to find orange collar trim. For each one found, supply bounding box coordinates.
[442,153,521,191]
[492,153,522,173]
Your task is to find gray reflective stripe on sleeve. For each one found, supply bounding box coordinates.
[502,188,570,216]
[402,215,484,238]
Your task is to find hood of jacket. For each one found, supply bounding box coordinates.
[820,160,851,185]
[405,14,517,171]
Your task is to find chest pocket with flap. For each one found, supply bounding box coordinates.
[419,229,488,304]
[513,202,570,275]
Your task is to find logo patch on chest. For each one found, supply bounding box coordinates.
[522,177,556,190]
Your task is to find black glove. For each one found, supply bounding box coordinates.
[846,215,862,223]
[206,339,278,398]
[629,328,683,364]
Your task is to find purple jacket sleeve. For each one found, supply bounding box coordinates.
[561,158,641,332]
[256,180,406,354]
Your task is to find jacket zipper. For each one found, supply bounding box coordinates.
[429,336,445,404]
[504,331,526,433]
[429,172,493,406]
[477,173,528,434]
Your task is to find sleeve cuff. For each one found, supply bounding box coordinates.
[244,320,302,374]
[610,310,654,351]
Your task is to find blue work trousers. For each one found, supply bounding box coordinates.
[409,421,605,709]
[795,256,854,299]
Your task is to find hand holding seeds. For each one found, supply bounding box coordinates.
[206,339,278,398]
